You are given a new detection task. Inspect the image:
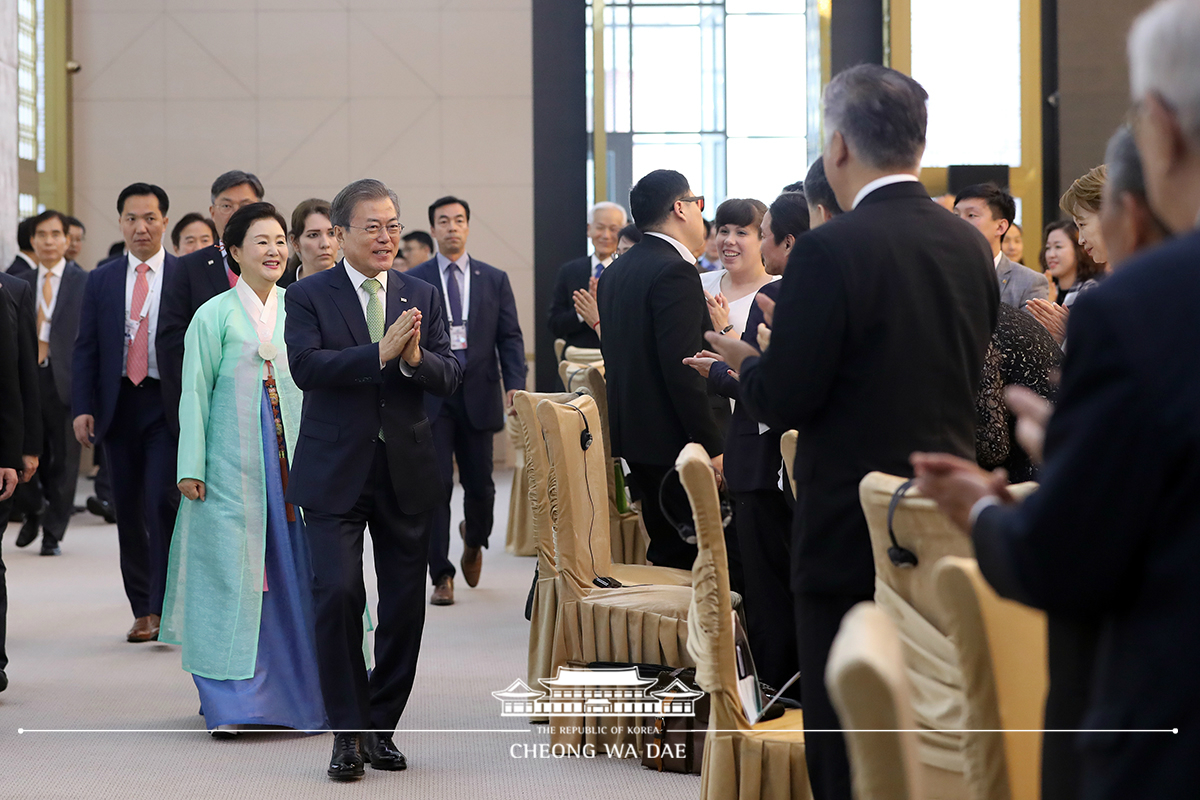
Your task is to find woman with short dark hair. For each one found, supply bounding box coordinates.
[160,202,326,737]
[700,198,776,338]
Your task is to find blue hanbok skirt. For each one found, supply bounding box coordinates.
[194,386,327,731]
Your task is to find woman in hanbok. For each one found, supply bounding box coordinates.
[159,202,326,737]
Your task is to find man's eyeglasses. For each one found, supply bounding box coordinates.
[679,195,705,212]
[214,200,256,214]
[347,223,405,238]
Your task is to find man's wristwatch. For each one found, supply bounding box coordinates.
[721,324,734,334]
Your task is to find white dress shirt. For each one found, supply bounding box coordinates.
[342,258,416,374]
[994,251,1004,269]
[851,174,921,210]
[575,252,614,323]
[122,248,166,379]
[645,231,698,265]
[36,258,67,324]
[435,251,471,325]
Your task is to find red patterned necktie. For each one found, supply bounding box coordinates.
[126,263,151,384]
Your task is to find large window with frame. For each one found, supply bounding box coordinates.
[17,0,45,216]
[587,0,807,211]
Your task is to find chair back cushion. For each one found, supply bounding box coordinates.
[827,602,925,800]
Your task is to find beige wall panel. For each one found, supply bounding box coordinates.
[72,1,535,355]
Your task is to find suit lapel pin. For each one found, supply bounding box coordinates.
[401,297,408,302]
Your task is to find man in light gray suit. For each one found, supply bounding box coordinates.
[954,183,1049,310]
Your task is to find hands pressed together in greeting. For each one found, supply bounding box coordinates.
[379,307,424,367]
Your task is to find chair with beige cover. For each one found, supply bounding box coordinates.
[535,396,695,749]
[934,556,1047,800]
[558,359,595,392]
[781,429,798,497]
[504,409,536,556]
[859,471,1039,799]
[512,390,588,701]
[582,365,649,566]
[564,345,603,364]
[827,602,925,800]
[677,442,812,800]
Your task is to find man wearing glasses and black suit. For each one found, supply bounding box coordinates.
[597,169,724,571]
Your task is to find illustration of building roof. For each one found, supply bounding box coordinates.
[491,679,545,700]
[539,666,656,689]
[652,678,706,700]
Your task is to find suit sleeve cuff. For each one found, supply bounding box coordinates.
[968,494,1001,528]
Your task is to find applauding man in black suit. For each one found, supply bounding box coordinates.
[706,65,999,800]
[598,169,724,570]
[547,201,627,349]
[285,180,461,781]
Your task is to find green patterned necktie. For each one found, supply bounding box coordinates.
[363,277,384,342]
[363,277,386,441]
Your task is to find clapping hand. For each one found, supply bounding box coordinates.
[910,452,1013,533]
[682,349,733,380]
[1026,298,1069,345]
[573,288,600,330]
[703,330,758,374]
[756,323,771,352]
[705,291,731,332]
[1004,385,1054,466]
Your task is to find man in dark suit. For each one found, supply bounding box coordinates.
[6,218,38,278]
[158,170,263,434]
[598,169,724,571]
[953,183,1049,310]
[0,282,27,693]
[547,201,627,349]
[0,268,43,512]
[406,196,526,605]
[72,183,180,644]
[914,6,1200,797]
[707,65,999,800]
[285,179,461,781]
[12,211,88,556]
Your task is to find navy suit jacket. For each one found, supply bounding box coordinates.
[406,256,526,433]
[548,255,601,349]
[158,243,231,434]
[284,261,462,516]
[0,271,42,455]
[971,230,1200,796]
[708,280,782,494]
[0,284,23,469]
[16,261,87,406]
[72,253,178,442]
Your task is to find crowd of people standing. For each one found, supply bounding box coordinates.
[2,1,1199,797]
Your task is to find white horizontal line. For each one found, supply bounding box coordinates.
[16,728,1180,734]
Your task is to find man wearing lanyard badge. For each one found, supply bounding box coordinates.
[406,196,526,606]
[72,183,181,644]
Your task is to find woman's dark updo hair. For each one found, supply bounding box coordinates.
[1038,219,1103,284]
[713,197,768,237]
[222,202,288,269]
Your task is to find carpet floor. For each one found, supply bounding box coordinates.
[0,471,700,799]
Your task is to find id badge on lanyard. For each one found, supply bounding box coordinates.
[450,325,467,351]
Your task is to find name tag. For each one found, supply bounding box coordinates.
[450,324,468,351]
[124,318,142,342]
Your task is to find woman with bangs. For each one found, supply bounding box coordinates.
[699,198,779,338]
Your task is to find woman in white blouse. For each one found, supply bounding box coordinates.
[700,198,779,338]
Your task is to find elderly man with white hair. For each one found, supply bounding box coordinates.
[546,200,627,349]
[911,2,1200,798]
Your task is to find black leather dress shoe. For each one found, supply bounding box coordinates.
[362,732,407,771]
[15,516,40,548]
[327,733,365,781]
[40,542,61,556]
[86,496,117,524]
